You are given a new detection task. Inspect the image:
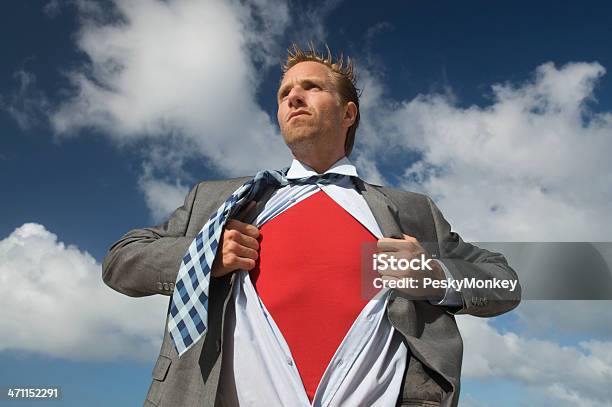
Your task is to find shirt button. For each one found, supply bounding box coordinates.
[367,314,374,321]
[337,359,344,366]
[287,358,293,366]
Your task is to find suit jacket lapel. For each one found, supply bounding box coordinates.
[353,178,404,238]
[354,178,424,338]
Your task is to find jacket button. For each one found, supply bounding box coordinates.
[157,282,164,291]
[163,282,170,291]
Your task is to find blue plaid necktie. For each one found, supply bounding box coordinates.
[168,169,349,357]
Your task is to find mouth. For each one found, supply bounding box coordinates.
[288,111,310,121]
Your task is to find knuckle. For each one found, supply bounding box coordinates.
[245,249,258,260]
[227,229,240,240]
[247,225,260,237]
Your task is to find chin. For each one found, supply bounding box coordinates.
[282,127,316,145]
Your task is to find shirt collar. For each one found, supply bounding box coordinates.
[285,156,359,179]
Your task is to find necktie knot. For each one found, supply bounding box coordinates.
[249,169,352,191]
[287,172,350,186]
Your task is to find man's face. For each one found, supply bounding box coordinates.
[277,61,346,155]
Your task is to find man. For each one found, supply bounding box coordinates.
[103,44,521,407]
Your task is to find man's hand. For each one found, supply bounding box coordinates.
[376,234,446,301]
[211,202,260,277]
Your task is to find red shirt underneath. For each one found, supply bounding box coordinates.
[250,191,377,401]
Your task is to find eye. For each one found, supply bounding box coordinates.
[305,83,321,91]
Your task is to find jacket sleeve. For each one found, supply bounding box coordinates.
[102,183,199,297]
[426,196,522,317]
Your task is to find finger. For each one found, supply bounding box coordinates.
[225,254,257,271]
[376,240,400,252]
[377,239,423,254]
[224,228,260,250]
[226,219,260,239]
[402,234,417,242]
[225,240,259,260]
[236,232,260,250]
[239,257,257,271]
[377,240,418,252]
[378,237,402,243]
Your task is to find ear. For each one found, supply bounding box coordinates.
[342,101,357,128]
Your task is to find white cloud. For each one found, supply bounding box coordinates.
[42,0,62,18]
[139,175,189,224]
[0,223,168,361]
[136,143,194,223]
[357,61,612,242]
[0,70,50,130]
[50,0,292,176]
[284,0,344,48]
[458,316,612,405]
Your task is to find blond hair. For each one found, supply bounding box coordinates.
[281,43,360,156]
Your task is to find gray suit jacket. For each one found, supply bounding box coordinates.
[102,177,521,407]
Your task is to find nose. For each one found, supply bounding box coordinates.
[287,86,306,108]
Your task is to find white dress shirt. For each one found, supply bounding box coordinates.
[216,157,459,406]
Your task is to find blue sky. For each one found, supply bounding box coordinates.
[2,1,612,406]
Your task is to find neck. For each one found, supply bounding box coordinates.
[295,152,345,174]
